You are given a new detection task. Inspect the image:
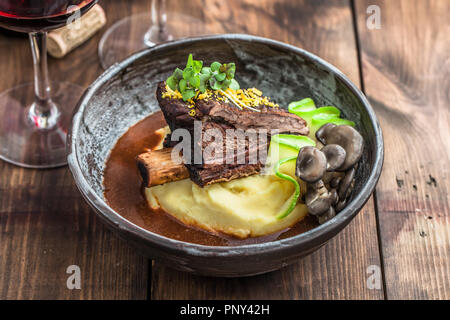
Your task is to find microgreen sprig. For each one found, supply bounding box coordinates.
[166,54,240,101]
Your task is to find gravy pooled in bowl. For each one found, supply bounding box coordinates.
[104,54,365,245]
[103,111,318,246]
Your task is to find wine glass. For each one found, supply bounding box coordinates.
[98,0,244,70]
[0,0,97,168]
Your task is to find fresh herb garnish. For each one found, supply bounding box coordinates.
[166,54,240,101]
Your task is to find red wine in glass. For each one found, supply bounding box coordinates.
[0,0,97,168]
[0,0,96,32]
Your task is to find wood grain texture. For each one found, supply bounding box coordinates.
[355,0,450,299]
[0,0,150,300]
[151,0,384,300]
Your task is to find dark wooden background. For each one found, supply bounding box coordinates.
[0,0,448,300]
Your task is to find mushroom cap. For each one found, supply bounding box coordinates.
[344,179,355,200]
[336,198,347,212]
[330,176,342,189]
[338,167,356,199]
[323,125,364,171]
[295,146,327,183]
[329,188,339,206]
[305,180,333,216]
[321,144,347,171]
[316,123,336,145]
[317,206,336,224]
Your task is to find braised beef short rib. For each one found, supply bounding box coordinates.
[156,81,308,187]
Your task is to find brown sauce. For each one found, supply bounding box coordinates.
[103,111,318,246]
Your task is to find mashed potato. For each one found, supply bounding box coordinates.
[146,174,308,238]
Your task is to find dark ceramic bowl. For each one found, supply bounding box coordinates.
[68,34,383,277]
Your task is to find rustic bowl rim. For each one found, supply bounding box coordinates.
[68,33,384,257]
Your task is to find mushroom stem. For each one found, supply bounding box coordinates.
[305,180,332,216]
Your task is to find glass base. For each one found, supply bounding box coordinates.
[0,81,84,168]
[98,12,239,70]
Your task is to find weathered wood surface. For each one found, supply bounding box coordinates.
[0,0,150,300]
[150,0,383,300]
[355,0,449,299]
[0,0,447,300]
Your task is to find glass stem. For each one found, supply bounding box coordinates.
[29,32,58,129]
[152,0,167,32]
[144,0,172,46]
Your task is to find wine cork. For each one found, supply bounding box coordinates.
[47,4,106,58]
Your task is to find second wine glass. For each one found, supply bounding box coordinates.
[99,0,239,70]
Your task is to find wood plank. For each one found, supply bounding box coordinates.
[0,0,150,299]
[354,0,450,299]
[151,0,384,300]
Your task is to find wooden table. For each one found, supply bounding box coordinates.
[0,0,448,300]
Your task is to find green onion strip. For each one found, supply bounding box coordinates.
[274,156,301,220]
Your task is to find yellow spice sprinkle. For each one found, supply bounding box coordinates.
[162,85,279,111]
[222,87,279,109]
[162,85,183,100]
[249,88,263,96]
[198,92,208,100]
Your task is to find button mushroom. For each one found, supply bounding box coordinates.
[305,180,333,216]
[317,206,336,224]
[329,188,339,206]
[336,198,347,212]
[295,146,327,183]
[321,144,346,171]
[317,125,364,171]
[344,179,355,200]
[338,167,355,200]
[315,123,336,145]
[330,176,341,189]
